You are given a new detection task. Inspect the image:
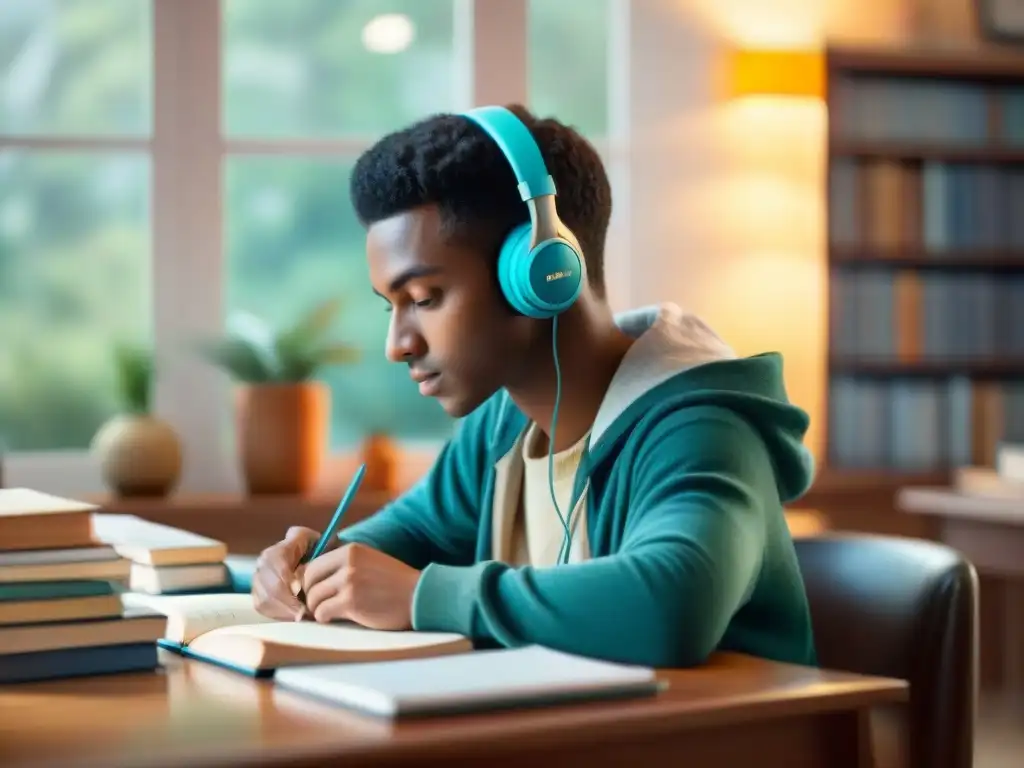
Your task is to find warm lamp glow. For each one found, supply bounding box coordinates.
[692,0,825,48]
[726,49,824,99]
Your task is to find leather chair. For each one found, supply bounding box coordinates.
[794,534,978,768]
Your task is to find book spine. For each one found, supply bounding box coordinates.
[827,376,1024,471]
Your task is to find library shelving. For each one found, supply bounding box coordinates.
[823,45,1024,486]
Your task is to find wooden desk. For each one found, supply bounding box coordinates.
[0,650,907,768]
[898,486,1024,693]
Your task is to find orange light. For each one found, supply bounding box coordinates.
[727,49,824,99]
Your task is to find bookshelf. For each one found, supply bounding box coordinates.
[824,45,1024,482]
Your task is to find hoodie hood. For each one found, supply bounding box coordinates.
[587,303,814,503]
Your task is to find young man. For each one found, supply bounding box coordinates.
[251,104,818,669]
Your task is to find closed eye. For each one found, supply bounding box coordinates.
[414,288,443,309]
[377,288,443,313]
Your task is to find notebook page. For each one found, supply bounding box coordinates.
[205,620,466,651]
[123,592,271,644]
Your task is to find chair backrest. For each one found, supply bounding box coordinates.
[794,534,978,768]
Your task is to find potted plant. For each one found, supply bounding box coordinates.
[91,343,183,497]
[196,297,360,495]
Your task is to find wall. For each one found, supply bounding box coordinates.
[620,0,979,465]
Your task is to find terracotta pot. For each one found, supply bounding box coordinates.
[235,382,329,495]
[360,432,398,496]
[91,414,183,497]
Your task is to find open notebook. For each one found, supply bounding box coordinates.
[122,592,472,677]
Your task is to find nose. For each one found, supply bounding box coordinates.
[385,310,426,363]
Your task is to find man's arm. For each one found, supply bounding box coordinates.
[410,407,773,668]
[336,399,496,570]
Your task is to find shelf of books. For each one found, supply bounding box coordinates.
[824,45,1024,482]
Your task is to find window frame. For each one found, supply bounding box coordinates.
[3,0,631,496]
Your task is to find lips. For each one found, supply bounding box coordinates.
[410,369,442,396]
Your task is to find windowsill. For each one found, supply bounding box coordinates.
[2,440,444,500]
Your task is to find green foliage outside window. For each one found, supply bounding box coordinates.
[0,0,608,452]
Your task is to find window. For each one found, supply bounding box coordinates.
[222,0,460,449]
[3,0,620,493]
[224,156,453,447]
[527,0,610,138]
[223,0,457,138]
[0,0,153,453]
[528,0,625,310]
[0,0,152,137]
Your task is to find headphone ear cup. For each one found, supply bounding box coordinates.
[497,223,534,316]
[522,239,584,318]
[498,224,585,319]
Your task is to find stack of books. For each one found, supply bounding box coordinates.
[92,513,231,595]
[0,488,167,684]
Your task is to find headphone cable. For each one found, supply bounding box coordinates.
[548,315,573,564]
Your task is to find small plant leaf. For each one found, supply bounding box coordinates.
[275,351,316,382]
[226,312,281,378]
[299,297,343,333]
[194,338,276,382]
[281,297,337,341]
[113,343,153,414]
[194,296,357,383]
[274,335,315,382]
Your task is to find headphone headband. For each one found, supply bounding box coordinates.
[461,106,556,202]
[458,104,585,323]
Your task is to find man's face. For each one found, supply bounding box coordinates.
[366,205,533,417]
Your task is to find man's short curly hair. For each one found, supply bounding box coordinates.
[349,104,612,297]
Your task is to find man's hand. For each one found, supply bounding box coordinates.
[301,542,421,630]
[252,526,320,621]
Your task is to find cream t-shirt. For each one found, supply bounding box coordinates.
[510,421,590,568]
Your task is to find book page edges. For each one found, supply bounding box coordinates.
[190,629,472,672]
[112,542,228,567]
[121,593,270,645]
[0,488,100,516]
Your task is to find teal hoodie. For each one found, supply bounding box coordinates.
[339,303,818,669]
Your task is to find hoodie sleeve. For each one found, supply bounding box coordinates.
[411,405,772,667]
[335,402,495,570]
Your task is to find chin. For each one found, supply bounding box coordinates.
[436,395,477,419]
[435,388,494,419]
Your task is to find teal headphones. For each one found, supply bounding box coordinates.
[461,106,586,318]
[462,105,590,565]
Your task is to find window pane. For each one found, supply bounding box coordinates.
[528,0,609,137]
[0,151,151,451]
[223,0,457,138]
[0,0,152,137]
[224,156,455,448]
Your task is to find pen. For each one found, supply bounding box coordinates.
[304,463,367,563]
[293,464,367,615]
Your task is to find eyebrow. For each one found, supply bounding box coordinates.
[373,265,444,297]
